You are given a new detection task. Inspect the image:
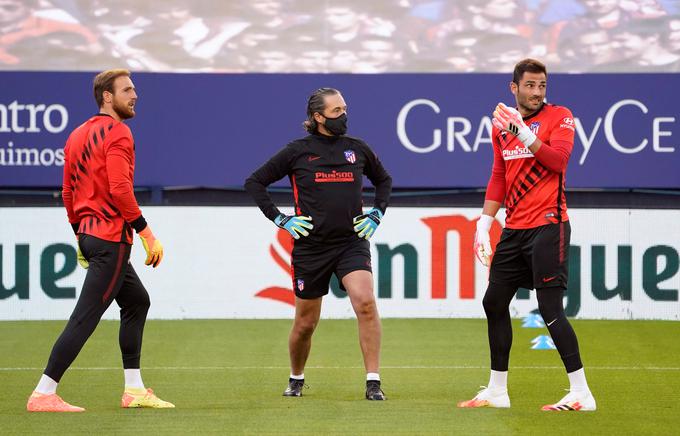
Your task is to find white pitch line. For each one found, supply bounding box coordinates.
[1,365,679,371]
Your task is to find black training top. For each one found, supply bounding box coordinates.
[245,133,392,245]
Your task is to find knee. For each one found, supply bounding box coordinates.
[294,316,318,338]
[536,289,564,321]
[124,292,150,317]
[482,292,503,317]
[355,299,378,320]
[537,299,550,320]
[482,282,516,317]
[137,292,151,312]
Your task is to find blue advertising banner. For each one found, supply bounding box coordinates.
[1,72,678,188]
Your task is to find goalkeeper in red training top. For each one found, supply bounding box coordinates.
[27,69,173,412]
[458,59,596,412]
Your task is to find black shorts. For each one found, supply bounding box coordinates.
[489,221,570,290]
[292,238,372,299]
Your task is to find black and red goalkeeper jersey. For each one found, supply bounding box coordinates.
[245,133,392,245]
[486,103,575,229]
[62,114,142,244]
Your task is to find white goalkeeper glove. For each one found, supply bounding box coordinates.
[492,102,537,148]
[474,214,494,267]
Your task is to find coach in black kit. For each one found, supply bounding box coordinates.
[245,88,392,400]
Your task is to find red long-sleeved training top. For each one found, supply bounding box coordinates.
[62,114,142,244]
[485,103,575,229]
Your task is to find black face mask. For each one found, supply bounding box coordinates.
[323,112,347,136]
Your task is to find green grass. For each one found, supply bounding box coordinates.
[1,318,678,435]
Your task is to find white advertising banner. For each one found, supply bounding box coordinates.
[1,207,679,320]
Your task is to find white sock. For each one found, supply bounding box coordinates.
[488,370,508,390]
[567,368,589,392]
[35,374,58,395]
[290,373,304,380]
[366,372,380,382]
[124,369,145,389]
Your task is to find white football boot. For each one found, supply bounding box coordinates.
[541,389,596,411]
[458,386,511,408]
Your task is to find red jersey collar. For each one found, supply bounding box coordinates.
[521,103,546,122]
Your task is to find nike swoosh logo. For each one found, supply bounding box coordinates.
[308,156,321,161]
[542,276,557,283]
[547,319,557,327]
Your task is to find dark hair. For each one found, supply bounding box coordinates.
[303,87,339,133]
[512,58,547,84]
[93,69,130,107]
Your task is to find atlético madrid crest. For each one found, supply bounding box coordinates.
[529,121,541,134]
[296,279,304,291]
[344,150,356,163]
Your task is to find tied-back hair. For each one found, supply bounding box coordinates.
[303,87,339,133]
[512,58,547,84]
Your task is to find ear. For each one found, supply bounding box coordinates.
[313,112,325,123]
[103,90,113,104]
[510,81,518,97]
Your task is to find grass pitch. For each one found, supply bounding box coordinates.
[0,318,678,435]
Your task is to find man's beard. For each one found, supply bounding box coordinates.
[519,95,542,114]
[113,100,135,120]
